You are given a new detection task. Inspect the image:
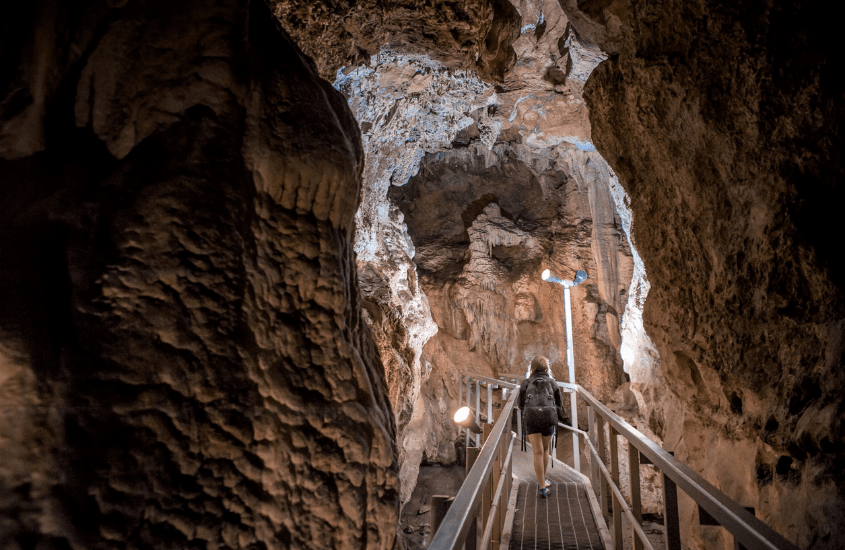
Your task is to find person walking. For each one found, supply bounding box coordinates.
[518,355,565,498]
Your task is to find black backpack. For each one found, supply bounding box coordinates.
[520,375,560,456]
[525,376,556,409]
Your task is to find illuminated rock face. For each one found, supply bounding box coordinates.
[392,145,631,397]
[330,0,651,507]
[0,2,397,549]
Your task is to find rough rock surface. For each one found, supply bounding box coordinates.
[392,144,631,398]
[0,1,397,549]
[271,0,522,82]
[567,0,845,547]
[335,50,495,504]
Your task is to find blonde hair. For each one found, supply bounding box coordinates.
[530,355,550,375]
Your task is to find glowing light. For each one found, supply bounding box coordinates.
[454,406,470,423]
[453,406,482,433]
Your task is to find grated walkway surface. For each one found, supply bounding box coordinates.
[508,445,604,550]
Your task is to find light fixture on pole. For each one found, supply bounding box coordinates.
[453,406,482,435]
[541,268,588,471]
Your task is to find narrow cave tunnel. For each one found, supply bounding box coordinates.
[0,1,843,550]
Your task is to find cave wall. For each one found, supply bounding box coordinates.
[564,0,845,546]
[0,1,398,549]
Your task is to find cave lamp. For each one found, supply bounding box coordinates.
[453,406,482,434]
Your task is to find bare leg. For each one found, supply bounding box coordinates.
[542,434,553,486]
[528,433,546,487]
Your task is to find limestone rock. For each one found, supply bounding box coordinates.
[574,0,845,546]
[0,2,397,549]
[272,0,522,82]
[392,144,634,400]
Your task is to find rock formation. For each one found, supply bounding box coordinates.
[0,1,397,549]
[569,0,845,547]
[270,0,521,83]
[321,0,845,544]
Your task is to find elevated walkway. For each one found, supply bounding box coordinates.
[505,444,609,550]
[428,374,800,550]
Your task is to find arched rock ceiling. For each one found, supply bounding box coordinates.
[389,147,560,279]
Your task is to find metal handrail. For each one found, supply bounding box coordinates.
[428,385,518,550]
[558,421,656,550]
[479,433,516,550]
[439,373,796,550]
[557,382,799,550]
[470,374,519,389]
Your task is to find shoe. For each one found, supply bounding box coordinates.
[539,487,548,498]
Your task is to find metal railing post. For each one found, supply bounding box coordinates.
[629,440,643,550]
[487,383,493,424]
[610,426,623,550]
[475,379,482,447]
[506,406,513,514]
[481,424,493,550]
[588,405,599,492]
[466,377,472,448]
[571,390,580,472]
[491,439,502,549]
[596,414,609,521]
[663,471,681,550]
[465,446,480,550]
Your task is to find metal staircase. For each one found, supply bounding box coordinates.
[427,374,800,550]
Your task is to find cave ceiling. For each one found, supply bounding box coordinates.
[306,0,643,508]
[270,0,521,82]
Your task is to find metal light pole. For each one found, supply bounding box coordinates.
[542,268,588,472]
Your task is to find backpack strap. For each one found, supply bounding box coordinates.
[521,414,526,452]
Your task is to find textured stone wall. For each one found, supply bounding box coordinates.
[0,1,398,549]
[270,0,521,82]
[564,0,845,547]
